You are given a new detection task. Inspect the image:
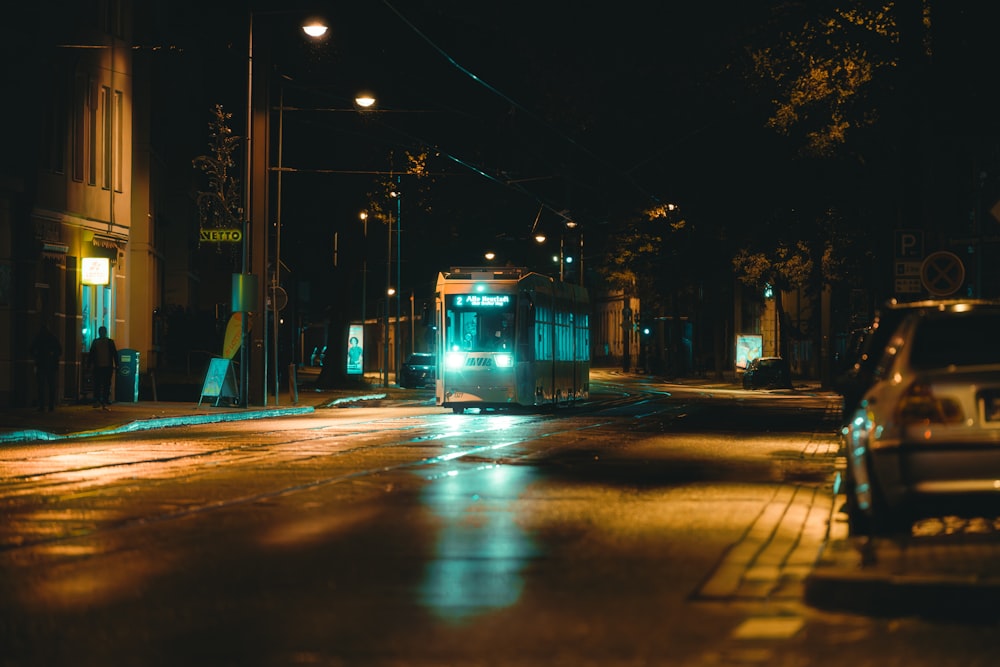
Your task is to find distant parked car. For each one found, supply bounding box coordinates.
[742,357,792,390]
[843,301,1000,536]
[399,353,436,389]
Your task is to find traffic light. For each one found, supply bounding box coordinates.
[638,315,653,338]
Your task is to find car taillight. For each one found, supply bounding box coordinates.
[897,382,964,425]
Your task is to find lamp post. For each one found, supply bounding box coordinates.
[242,12,327,407]
[390,180,402,385]
[360,210,368,335]
[564,220,582,285]
[534,218,582,284]
[383,198,392,387]
[383,287,395,387]
[272,84,285,404]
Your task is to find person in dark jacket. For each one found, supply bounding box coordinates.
[89,326,118,410]
[31,324,62,411]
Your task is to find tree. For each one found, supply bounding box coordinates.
[192,104,242,269]
[747,0,901,158]
[729,1,925,376]
[364,150,434,230]
[733,239,813,359]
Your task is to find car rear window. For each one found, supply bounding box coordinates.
[910,312,1000,369]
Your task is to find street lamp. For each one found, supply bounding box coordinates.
[355,92,377,109]
[242,11,328,407]
[383,186,394,387]
[301,21,328,38]
[360,210,368,335]
[390,183,402,385]
[533,219,583,284]
[383,287,396,387]
[564,220,584,286]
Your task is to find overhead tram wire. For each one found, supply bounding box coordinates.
[379,0,666,207]
[266,88,574,223]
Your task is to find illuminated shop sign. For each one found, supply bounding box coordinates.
[81,257,110,285]
[453,294,511,308]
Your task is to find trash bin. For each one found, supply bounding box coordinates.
[116,348,140,403]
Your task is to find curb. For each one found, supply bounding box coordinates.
[805,509,1000,620]
[805,564,1000,620]
[0,406,314,444]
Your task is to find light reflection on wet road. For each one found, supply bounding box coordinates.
[2,376,998,665]
[418,463,536,622]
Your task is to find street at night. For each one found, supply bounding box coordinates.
[5,4,1000,664]
[2,372,999,666]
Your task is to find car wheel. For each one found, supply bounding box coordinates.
[867,477,911,537]
[840,468,871,536]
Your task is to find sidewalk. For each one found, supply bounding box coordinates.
[805,506,1000,619]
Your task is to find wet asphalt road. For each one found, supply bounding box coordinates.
[1,374,999,666]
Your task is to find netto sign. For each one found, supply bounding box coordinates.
[200,228,243,243]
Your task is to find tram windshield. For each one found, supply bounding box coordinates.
[445,293,515,352]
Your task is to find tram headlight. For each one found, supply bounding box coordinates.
[446,351,466,369]
[495,353,513,368]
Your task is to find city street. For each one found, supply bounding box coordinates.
[1,373,999,666]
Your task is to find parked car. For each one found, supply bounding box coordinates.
[399,353,436,389]
[741,356,792,390]
[834,298,999,422]
[843,302,1000,536]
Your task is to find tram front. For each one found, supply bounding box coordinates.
[435,269,521,414]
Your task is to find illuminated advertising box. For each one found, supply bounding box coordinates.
[346,323,364,375]
[735,334,763,370]
[81,257,110,285]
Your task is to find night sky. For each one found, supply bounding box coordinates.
[8,1,1000,313]
[152,1,780,299]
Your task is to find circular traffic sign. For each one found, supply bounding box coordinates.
[268,286,288,312]
[920,251,965,296]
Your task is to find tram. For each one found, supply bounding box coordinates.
[434,266,590,413]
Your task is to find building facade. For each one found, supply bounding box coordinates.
[0,0,163,408]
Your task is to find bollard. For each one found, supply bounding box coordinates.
[288,364,299,405]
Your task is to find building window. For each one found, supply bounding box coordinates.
[102,85,111,190]
[114,89,123,192]
[72,72,87,182]
[42,69,66,174]
[88,80,98,186]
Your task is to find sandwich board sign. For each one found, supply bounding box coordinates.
[198,357,238,407]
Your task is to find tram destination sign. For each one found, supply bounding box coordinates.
[199,228,243,243]
[454,294,511,307]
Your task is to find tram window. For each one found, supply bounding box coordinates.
[518,297,534,361]
[445,296,515,352]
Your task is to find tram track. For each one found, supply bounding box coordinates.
[0,392,678,554]
[0,378,649,489]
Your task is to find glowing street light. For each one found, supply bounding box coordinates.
[301,21,328,38]
[354,92,377,109]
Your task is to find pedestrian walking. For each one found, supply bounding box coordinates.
[89,325,118,410]
[31,324,61,411]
